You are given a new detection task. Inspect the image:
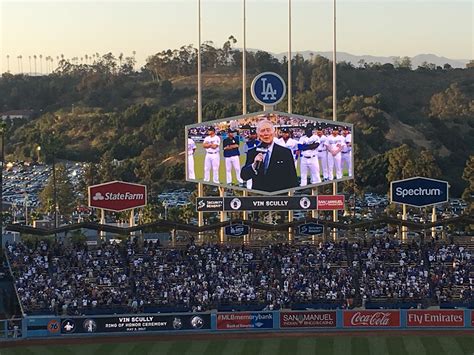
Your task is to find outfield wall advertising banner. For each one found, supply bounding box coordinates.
[472,311,474,327]
[186,111,354,196]
[280,311,336,328]
[60,314,211,334]
[216,312,274,330]
[406,310,464,327]
[343,311,401,328]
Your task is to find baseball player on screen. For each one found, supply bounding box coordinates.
[298,126,321,186]
[341,126,352,177]
[275,127,299,168]
[187,137,196,179]
[315,125,329,181]
[223,128,244,186]
[203,127,221,184]
[325,127,346,180]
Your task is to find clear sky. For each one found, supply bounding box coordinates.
[0,0,472,74]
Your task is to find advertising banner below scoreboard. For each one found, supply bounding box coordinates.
[196,197,225,212]
[280,311,336,328]
[217,312,274,330]
[406,310,464,327]
[317,195,345,210]
[224,196,317,212]
[60,314,211,334]
[343,310,400,328]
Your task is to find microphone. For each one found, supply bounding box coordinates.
[255,143,268,170]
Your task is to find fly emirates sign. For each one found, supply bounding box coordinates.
[88,181,147,212]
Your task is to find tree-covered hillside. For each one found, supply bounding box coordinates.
[1,39,473,196]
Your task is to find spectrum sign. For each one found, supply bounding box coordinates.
[88,181,147,212]
[390,177,449,207]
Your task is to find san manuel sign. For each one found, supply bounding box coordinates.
[88,181,147,212]
[390,177,449,208]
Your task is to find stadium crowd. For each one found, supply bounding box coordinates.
[5,237,473,316]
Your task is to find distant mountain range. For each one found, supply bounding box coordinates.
[269,51,469,69]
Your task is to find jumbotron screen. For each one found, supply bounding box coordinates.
[185,111,354,195]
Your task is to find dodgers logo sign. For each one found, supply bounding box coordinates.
[298,223,324,236]
[225,224,250,237]
[390,177,449,207]
[251,72,286,107]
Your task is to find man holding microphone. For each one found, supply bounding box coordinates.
[241,120,298,192]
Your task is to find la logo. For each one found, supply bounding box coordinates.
[260,78,277,100]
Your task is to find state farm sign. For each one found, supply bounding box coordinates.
[407,310,464,327]
[343,311,400,327]
[317,195,345,210]
[88,181,147,212]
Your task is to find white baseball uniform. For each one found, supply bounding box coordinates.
[203,135,221,183]
[316,134,329,180]
[187,138,196,179]
[341,133,352,177]
[223,135,243,185]
[276,137,299,168]
[299,135,321,186]
[325,134,345,180]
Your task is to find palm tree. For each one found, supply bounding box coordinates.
[85,54,88,64]
[39,54,43,74]
[6,54,9,73]
[33,55,37,75]
[28,56,32,75]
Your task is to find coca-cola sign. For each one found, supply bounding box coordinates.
[88,181,147,212]
[280,311,336,328]
[407,310,464,327]
[343,311,400,327]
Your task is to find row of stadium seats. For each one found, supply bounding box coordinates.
[5,237,473,316]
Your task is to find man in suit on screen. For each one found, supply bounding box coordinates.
[241,120,298,192]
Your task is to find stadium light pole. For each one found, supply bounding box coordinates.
[242,0,250,241]
[332,0,339,241]
[197,0,204,242]
[287,0,295,243]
